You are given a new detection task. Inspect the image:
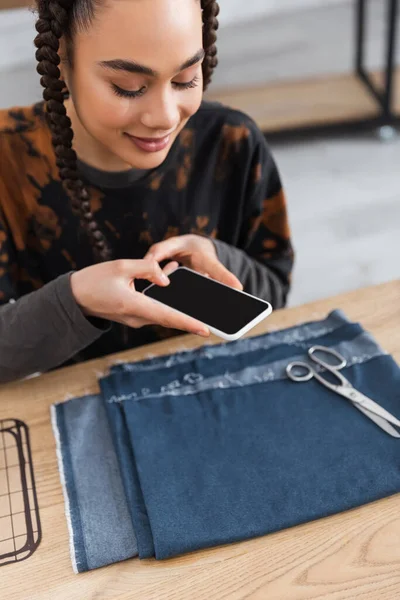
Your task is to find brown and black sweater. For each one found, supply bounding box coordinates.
[0,100,294,383]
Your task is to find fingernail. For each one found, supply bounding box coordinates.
[161,273,170,285]
[198,329,210,338]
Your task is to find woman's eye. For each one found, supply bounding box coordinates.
[173,76,200,90]
[111,75,200,99]
[111,84,146,99]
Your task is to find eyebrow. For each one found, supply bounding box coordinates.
[98,49,205,77]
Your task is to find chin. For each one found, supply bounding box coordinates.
[128,147,171,170]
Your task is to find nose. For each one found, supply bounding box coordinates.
[140,87,180,133]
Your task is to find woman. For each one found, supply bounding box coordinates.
[0,0,294,384]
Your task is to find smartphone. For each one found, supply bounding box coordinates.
[143,266,273,341]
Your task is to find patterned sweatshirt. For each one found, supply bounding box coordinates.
[0,100,294,383]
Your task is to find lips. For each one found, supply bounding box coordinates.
[125,133,171,153]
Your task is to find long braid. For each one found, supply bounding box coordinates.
[201,0,219,89]
[34,0,111,262]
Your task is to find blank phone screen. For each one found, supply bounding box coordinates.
[144,268,270,335]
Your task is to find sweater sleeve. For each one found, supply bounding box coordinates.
[0,210,109,384]
[214,132,294,309]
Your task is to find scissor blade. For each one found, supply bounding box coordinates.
[356,392,400,427]
[354,404,400,438]
[340,387,400,428]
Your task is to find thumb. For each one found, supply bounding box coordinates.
[163,261,180,276]
[117,258,170,287]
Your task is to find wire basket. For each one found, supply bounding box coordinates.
[0,419,41,566]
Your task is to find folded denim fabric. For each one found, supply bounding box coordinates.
[51,395,138,573]
[115,353,400,560]
[102,322,363,404]
[54,312,349,571]
[100,324,396,560]
[52,311,400,572]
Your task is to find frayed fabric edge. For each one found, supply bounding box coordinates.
[50,405,79,575]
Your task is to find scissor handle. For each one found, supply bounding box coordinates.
[286,361,314,382]
[286,352,349,392]
[308,345,347,370]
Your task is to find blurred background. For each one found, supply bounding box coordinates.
[0,0,399,307]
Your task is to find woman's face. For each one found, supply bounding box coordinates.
[63,0,204,171]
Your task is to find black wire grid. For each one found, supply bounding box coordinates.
[0,419,41,567]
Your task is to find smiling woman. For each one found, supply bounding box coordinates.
[35,0,212,259]
[0,0,294,384]
[98,49,206,153]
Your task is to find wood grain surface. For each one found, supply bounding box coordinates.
[0,280,399,600]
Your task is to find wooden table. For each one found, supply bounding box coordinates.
[1,281,400,600]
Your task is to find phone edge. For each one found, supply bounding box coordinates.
[142,265,273,340]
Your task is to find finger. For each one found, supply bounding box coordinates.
[125,317,152,329]
[145,237,184,262]
[163,261,179,276]
[132,292,210,337]
[201,259,243,290]
[116,258,170,286]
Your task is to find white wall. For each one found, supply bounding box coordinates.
[218,0,348,27]
[0,8,36,70]
[0,1,351,71]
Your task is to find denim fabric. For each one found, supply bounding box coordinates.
[99,324,393,560]
[52,311,400,572]
[102,394,156,558]
[98,318,362,559]
[51,395,138,572]
[118,355,400,559]
[102,322,364,404]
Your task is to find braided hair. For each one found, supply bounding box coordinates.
[201,0,220,88]
[34,0,220,262]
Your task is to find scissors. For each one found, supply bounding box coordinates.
[286,345,400,438]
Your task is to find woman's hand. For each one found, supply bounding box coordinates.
[70,258,210,337]
[145,234,243,290]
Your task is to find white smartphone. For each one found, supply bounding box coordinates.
[142,266,273,341]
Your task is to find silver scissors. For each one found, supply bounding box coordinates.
[286,345,400,438]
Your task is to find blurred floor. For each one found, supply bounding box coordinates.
[271,133,400,307]
[0,0,399,307]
